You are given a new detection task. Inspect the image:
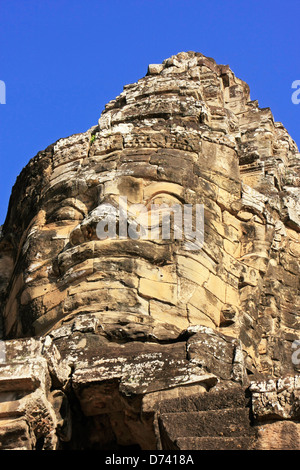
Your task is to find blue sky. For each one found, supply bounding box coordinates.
[0,0,299,224]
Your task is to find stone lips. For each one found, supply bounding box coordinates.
[0,51,299,449]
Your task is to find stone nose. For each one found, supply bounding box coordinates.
[69,203,119,246]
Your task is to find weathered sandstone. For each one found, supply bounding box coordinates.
[0,51,299,450]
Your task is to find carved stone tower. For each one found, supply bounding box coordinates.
[0,52,299,450]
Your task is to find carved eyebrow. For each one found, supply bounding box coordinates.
[145,191,186,208]
[143,181,184,201]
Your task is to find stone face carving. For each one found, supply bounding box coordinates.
[0,51,299,450]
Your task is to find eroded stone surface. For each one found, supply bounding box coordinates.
[0,51,299,449]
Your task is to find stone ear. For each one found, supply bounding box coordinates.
[49,390,72,443]
[0,240,14,337]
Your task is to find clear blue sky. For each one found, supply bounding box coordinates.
[0,0,299,224]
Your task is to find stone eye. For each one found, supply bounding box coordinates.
[46,198,88,223]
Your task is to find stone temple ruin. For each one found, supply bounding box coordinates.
[0,51,299,450]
